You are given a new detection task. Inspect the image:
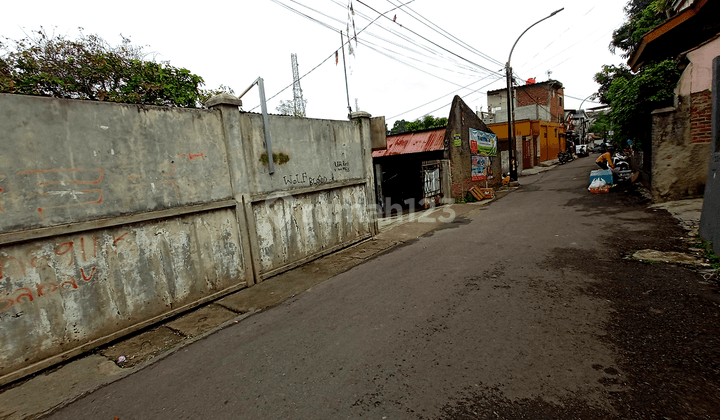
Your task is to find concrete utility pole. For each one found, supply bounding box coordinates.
[506,7,564,181]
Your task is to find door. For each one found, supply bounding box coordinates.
[522,137,533,169]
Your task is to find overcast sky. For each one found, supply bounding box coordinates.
[1,0,629,126]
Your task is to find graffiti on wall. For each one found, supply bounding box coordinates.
[3,152,208,221]
[0,231,128,313]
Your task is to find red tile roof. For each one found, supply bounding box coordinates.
[372,128,446,157]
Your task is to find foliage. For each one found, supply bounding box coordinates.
[389,115,447,135]
[275,98,307,117]
[595,60,679,145]
[594,64,633,104]
[588,111,612,138]
[610,0,671,58]
[595,1,680,147]
[0,28,229,108]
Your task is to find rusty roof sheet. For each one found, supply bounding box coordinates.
[372,128,446,157]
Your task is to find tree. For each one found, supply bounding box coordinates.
[610,0,671,58]
[275,98,307,117]
[595,1,679,147]
[589,111,612,140]
[0,28,230,108]
[388,115,447,134]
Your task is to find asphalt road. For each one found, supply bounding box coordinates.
[48,157,720,419]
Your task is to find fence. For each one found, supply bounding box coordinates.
[0,93,379,385]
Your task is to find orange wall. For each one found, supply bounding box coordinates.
[488,121,564,163]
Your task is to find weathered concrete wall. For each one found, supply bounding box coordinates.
[0,94,233,234]
[0,208,245,379]
[446,96,501,199]
[235,113,367,195]
[651,103,711,202]
[253,185,371,276]
[0,93,377,385]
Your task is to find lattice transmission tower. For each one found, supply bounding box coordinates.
[291,53,306,117]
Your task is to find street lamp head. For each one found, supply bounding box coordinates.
[550,8,564,17]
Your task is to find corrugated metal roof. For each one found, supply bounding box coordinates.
[372,128,446,157]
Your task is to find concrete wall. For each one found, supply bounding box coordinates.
[0,94,377,385]
[651,104,711,201]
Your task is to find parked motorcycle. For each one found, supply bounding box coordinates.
[612,151,631,171]
[558,150,574,164]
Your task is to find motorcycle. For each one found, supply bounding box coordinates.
[612,151,634,182]
[612,151,631,171]
[558,149,574,164]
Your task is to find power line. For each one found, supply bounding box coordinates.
[252,0,412,111]
[389,73,501,120]
[395,75,505,122]
[354,0,504,78]
[382,0,505,68]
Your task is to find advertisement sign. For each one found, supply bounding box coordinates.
[469,128,498,156]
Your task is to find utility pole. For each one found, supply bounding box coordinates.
[340,31,352,115]
[506,7,564,181]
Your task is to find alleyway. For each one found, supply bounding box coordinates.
[48,158,720,419]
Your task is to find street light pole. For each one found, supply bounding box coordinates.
[506,7,564,181]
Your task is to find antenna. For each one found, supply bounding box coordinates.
[546,70,553,80]
[291,53,306,117]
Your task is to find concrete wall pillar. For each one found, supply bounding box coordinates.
[207,93,258,285]
[350,111,379,236]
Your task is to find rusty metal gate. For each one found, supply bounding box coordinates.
[422,160,442,208]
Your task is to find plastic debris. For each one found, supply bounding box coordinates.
[588,178,609,194]
[116,355,127,364]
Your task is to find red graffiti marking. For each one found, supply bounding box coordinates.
[162,181,180,199]
[15,288,34,304]
[179,152,206,161]
[80,237,86,262]
[36,189,103,219]
[113,232,128,245]
[0,186,4,212]
[18,168,104,185]
[81,267,96,281]
[0,256,26,279]
[19,169,104,219]
[36,282,58,296]
[61,277,78,290]
[55,241,74,266]
[1,267,98,313]
[159,163,175,177]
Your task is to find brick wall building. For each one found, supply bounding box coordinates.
[628,0,720,202]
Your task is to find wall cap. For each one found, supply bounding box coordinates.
[205,93,243,108]
[652,106,676,115]
[349,111,372,119]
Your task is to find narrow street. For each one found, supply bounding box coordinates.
[48,157,720,419]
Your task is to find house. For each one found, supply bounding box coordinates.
[373,96,501,209]
[627,0,720,202]
[485,79,566,169]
